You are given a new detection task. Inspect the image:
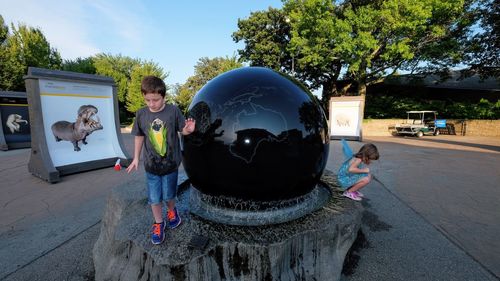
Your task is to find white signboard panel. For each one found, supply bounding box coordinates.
[329,96,365,140]
[39,79,126,167]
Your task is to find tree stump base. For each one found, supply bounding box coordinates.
[93,170,362,281]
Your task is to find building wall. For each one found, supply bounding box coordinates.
[361,119,500,137]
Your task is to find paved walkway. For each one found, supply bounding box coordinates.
[361,136,500,279]
[0,134,498,280]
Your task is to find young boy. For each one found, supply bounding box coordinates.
[126,75,195,245]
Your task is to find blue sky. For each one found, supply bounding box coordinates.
[0,0,283,85]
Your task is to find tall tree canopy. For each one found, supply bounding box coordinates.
[233,0,470,106]
[463,0,499,77]
[232,8,291,71]
[0,16,7,44]
[126,61,167,113]
[92,54,168,115]
[283,0,342,103]
[327,0,465,96]
[174,56,242,113]
[62,57,96,74]
[0,18,61,91]
[93,53,140,104]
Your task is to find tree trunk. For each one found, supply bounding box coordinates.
[338,83,352,96]
[357,81,366,97]
[321,79,337,114]
[356,80,366,124]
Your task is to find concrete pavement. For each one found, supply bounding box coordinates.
[0,133,137,280]
[0,134,498,280]
[359,136,500,279]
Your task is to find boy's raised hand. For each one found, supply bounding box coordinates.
[183,118,196,135]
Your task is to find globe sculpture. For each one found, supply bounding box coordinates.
[183,67,330,224]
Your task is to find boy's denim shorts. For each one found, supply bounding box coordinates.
[145,170,178,205]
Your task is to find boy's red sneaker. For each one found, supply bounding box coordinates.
[167,208,181,229]
[151,221,165,245]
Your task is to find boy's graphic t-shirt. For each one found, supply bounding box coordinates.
[132,104,185,175]
[149,118,167,156]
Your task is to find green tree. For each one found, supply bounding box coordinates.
[234,0,470,105]
[283,0,342,106]
[463,0,499,78]
[174,56,242,113]
[0,16,8,90]
[93,53,140,104]
[0,15,7,44]
[62,57,96,74]
[0,22,61,91]
[232,8,291,71]
[126,61,167,113]
[171,83,193,114]
[233,3,343,108]
[291,0,467,96]
[93,53,168,116]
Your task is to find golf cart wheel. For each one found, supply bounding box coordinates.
[434,129,440,136]
[416,131,424,138]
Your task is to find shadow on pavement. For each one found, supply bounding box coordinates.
[403,137,500,153]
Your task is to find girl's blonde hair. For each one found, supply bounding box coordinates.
[354,143,379,164]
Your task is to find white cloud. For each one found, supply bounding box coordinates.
[86,1,147,52]
[0,0,149,60]
[1,0,101,59]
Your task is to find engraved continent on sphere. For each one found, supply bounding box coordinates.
[183,67,329,202]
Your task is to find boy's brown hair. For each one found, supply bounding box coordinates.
[354,143,379,165]
[141,76,166,97]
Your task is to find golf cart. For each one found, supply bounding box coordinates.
[395,111,440,137]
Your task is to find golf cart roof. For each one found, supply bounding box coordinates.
[406,111,437,113]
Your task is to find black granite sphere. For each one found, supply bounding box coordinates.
[183,67,329,202]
